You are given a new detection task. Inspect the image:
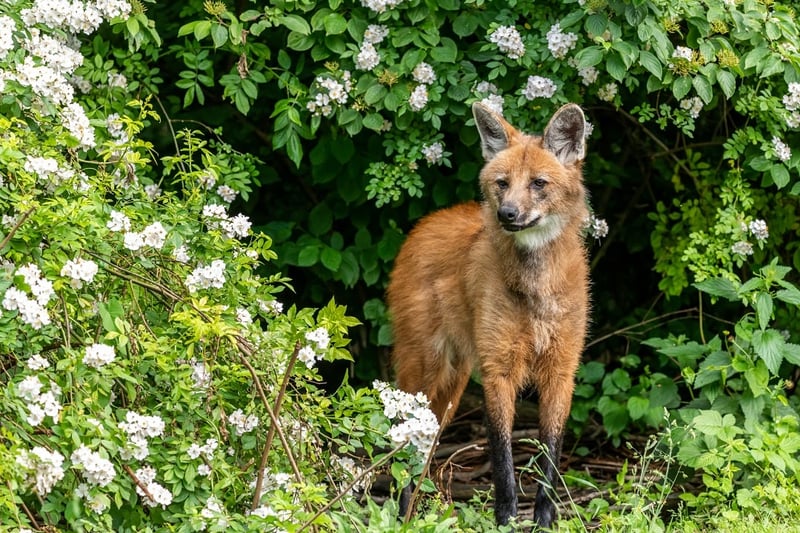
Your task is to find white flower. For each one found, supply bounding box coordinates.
[360,0,404,14]
[187,443,203,459]
[202,203,228,222]
[83,343,115,368]
[577,66,598,86]
[16,446,65,496]
[673,46,693,61]
[355,42,380,71]
[489,25,525,60]
[123,231,145,251]
[584,121,594,139]
[259,299,283,316]
[680,96,703,119]
[0,16,15,59]
[480,94,504,115]
[141,221,167,249]
[732,240,753,256]
[190,358,211,391]
[216,185,237,203]
[108,71,127,89]
[783,82,800,112]
[27,353,50,370]
[749,219,769,241]
[772,136,791,162]
[236,307,253,326]
[546,23,578,60]
[198,464,212,476]
[597,82,618,102]
[306,327,330,351]
[134,466,173,508]
[172,245,190,264]
[144,184,161,199]
[198,169,217,189]
[475,81,498,94]
[585,215,609,239]
[222,214,251,239]
[185,259,227,292]
[61,102,96,149]
[61,257,99,288]
[412,62,436,85]
[229,409,259,436]
[409,84,428,111]
[107,210,131,232]
[421,142,444,165]
[297,345,319,368]
[363,24,389,44]
[373,381,440,455]
[522,76,557,100]
[18,375,44,402]
[70,445,115,487]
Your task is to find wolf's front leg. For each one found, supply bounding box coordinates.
[484,377,518,525]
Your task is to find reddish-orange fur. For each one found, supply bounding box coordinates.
[388,103,590,527]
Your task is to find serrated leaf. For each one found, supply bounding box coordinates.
[752,329,785,375]
[694,277,739,300]
[744,362,770,397]
[776,287,800,305]
[693,410,724,436]
[717,70,736,98]
[755,292,773,330]
[638,50,662,79]
[627,396,650,420]
[783,343,800,365]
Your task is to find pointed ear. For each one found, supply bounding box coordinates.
[472,103,516,161]
[542,104,586,166]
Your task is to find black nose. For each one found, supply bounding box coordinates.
[497,205,518,222]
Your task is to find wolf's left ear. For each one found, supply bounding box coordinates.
[543,104,586,166]
[473,103,516,161]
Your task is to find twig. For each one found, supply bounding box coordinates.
[0,207,35,251]
[404,402,452,523]
[252,341,301,510]
[8,479,40,529]
[152,94,186,174]
[58,292,72,350]
[123,464,155,503]
[297,442,409,532]
[586,308,697,348]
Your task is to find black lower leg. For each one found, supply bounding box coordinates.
[487,419,517,525]
[533,433,562,528]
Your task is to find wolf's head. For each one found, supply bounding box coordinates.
[473,103,588,251]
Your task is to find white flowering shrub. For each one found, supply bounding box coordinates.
[0,2,439,531]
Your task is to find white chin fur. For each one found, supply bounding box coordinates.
[512,214,566,250]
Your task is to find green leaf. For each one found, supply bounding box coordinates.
[362,113,385,131]
[694,277,739,300]
[364,84,387,105]
[770,164,790,188]
[627,396,650,420]
[278,14,311,35]
[211,23,227,48]
[672,76,692,100]
[585,13,608,38]
[605,53,626,82]
[743,361,770,397]
[177,21,198,37]
[638,50,662,80]
[194,20,212,40]
[308,203,333,235]
[297,245,320,267]
[431,38,458,63]
[287,31,315,51]
[324,13,347,35]
[575,46,604,68]
[776,287,800,305]
[693,410,724,436]
[578,361,605,384]
[752,329,785,375]
[755,292,773,330]
[320,247,342,271]
[717,70,736,99]
[692,75,713,104]
[452,13,478,37]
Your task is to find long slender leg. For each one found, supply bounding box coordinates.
[532,373,574,528]
[483,377,518,525]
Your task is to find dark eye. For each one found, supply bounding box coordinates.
[496,178,509,190]
[531,178,547,189]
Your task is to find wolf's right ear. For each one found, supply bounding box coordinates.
[473,103,515,161]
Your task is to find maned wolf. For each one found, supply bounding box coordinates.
[387,102,590,528]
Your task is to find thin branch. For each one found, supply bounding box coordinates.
[58,292,72,350]
[0,207,35,251]
[586,308,697,348]
[404,402,452,523]
[8,480,40,529]
[123,464,155,503]
[252,341,301,511]
[152,94,186,174]
[297,442,409,532]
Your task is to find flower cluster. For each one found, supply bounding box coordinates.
[408,84,428,112]
[597,82,618,102]
[202,203,252,239]
[489,25,525,60]
[2,263,54,329]
[732,240,753,256]
[363,24,389,45]
[17,375,62,426]
[412,62,436,85]
[187,438,218,460]
[546,23,578,59]
[0,15,14,58]
[480,94,505,114]
[332,455,371,493]
[360,0,403,13]
[83,343,116,368]
[216,184,237,203]
[307,72,352,117]
[355,42,380,70]
[522,75,557,100]
[297,327,331,368]
[189,358,212,391]
[229,409,259,436]
[24,155,81,190]
[119,411,166,460]
[134,465,173,508]
[16,446,65,496]
[782,82,800,127]
[680,96,704,119]
[259,298,284,316]
[70,445,116,487]
[421,142,444,165]
[185,259,227,292]
[21,0,132,35]
[236,307,253,326]
[672,46,693,61]
[772,136,792,162]
[60,257,99,288]
[26,353,49,370]
[373,381,440,455]
[749,219,769,241]
[569,58,599,86]
[173,245,191,264]
[585,214,609,239]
